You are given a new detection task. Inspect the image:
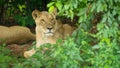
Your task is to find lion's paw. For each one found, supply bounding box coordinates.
[24,49,36,58]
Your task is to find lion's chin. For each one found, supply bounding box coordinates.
[44,33,53,36]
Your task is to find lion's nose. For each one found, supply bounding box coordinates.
[47,27,52,30]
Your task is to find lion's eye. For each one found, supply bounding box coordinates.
[51,18,54,22]
[41,19,45,24]
[51,18,54,21]
[41,19,45,22]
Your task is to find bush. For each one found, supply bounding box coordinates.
[0,0,120,68]
[22,38,82,68]
[24,0,120,68]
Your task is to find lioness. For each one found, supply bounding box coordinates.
[0,26,35,44]
[24,8,75,58]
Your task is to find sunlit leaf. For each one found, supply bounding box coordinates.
[48,6,55,13]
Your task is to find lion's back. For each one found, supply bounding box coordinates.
[0,26,35,44]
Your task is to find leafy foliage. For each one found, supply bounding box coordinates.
[0,44,19,68]
[0,0,50,26]
[0,0,120,68]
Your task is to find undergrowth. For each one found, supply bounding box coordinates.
[0,0,120,68]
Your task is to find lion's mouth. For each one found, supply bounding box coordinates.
[44,29,54,36]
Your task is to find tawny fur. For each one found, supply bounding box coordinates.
[24,9,75,58]
[0,26,35,44]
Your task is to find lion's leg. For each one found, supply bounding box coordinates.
[24,42,42,58]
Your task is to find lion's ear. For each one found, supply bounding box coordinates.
[32,10,41,20]
[52,7,57,17]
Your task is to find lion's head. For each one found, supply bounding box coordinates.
[32,9,62,37]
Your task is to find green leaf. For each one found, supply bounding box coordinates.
[56,1,63,11]
[47,2,55,7]
[108,17,112,24]
[97,23,104,31]
[81,40,87,45]
[112,10,116,16]
[101,15,107,23]
[118,16,120,21]
[18,4,26,12]
[48,6,55,13]
[64,5,70,10]
[91,3,96,12]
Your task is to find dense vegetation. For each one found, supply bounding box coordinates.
[0,0,120,68]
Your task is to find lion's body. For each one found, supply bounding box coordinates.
[0,26,35,44]
[24,9,75,58]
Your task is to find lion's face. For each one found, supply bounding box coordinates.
[32,10,59,36]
